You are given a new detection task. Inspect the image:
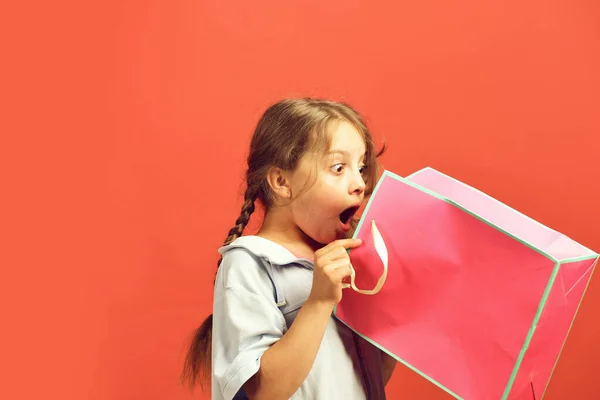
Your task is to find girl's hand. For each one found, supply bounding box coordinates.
[308,238,363,307]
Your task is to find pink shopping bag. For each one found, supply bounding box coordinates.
[335,167,598,400]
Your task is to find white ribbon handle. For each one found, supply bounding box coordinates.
[342,220,388,295]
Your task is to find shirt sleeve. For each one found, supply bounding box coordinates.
[212,248,287,400]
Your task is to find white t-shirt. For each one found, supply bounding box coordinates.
[211,235,386,400]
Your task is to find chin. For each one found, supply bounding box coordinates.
[303,231,335,247]
[320,231,341,245]
[297,222,338,246]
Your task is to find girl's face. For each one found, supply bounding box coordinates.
[287,121,367,245]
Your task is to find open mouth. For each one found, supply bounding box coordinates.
[339,205,360,225]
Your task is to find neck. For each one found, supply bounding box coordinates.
[257,207,321,260]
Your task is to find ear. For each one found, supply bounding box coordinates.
[266,166,292,200]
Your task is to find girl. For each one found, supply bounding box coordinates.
[182,98,397,399]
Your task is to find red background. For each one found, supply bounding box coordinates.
[1,1,599,399]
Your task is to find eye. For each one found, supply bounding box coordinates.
[359,165,368,175]
[331,163,344,174]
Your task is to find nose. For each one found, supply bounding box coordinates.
[349,169,366,195]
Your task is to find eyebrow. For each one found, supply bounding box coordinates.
[328,149,367,156]
[328,149,349,155]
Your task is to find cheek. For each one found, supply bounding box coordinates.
[292,192,342,244]
[296,194,326,220]
[304,188,337,215]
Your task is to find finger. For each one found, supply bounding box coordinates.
[323,259,350,273]
[335,238,363,250]
[324,261,353,283]
[326,246,351,262]
[332,264,353,282]
[322,238,363,253]
[317,238,363,259]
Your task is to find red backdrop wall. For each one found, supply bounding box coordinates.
[2,0,599,399]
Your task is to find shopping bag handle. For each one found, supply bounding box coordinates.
[342,220,388,295]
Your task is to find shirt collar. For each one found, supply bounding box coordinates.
[218,235,314,268]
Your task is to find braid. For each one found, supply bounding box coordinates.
[187,187,258,390]
[225,195,256,245]
[216,187,258,268]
